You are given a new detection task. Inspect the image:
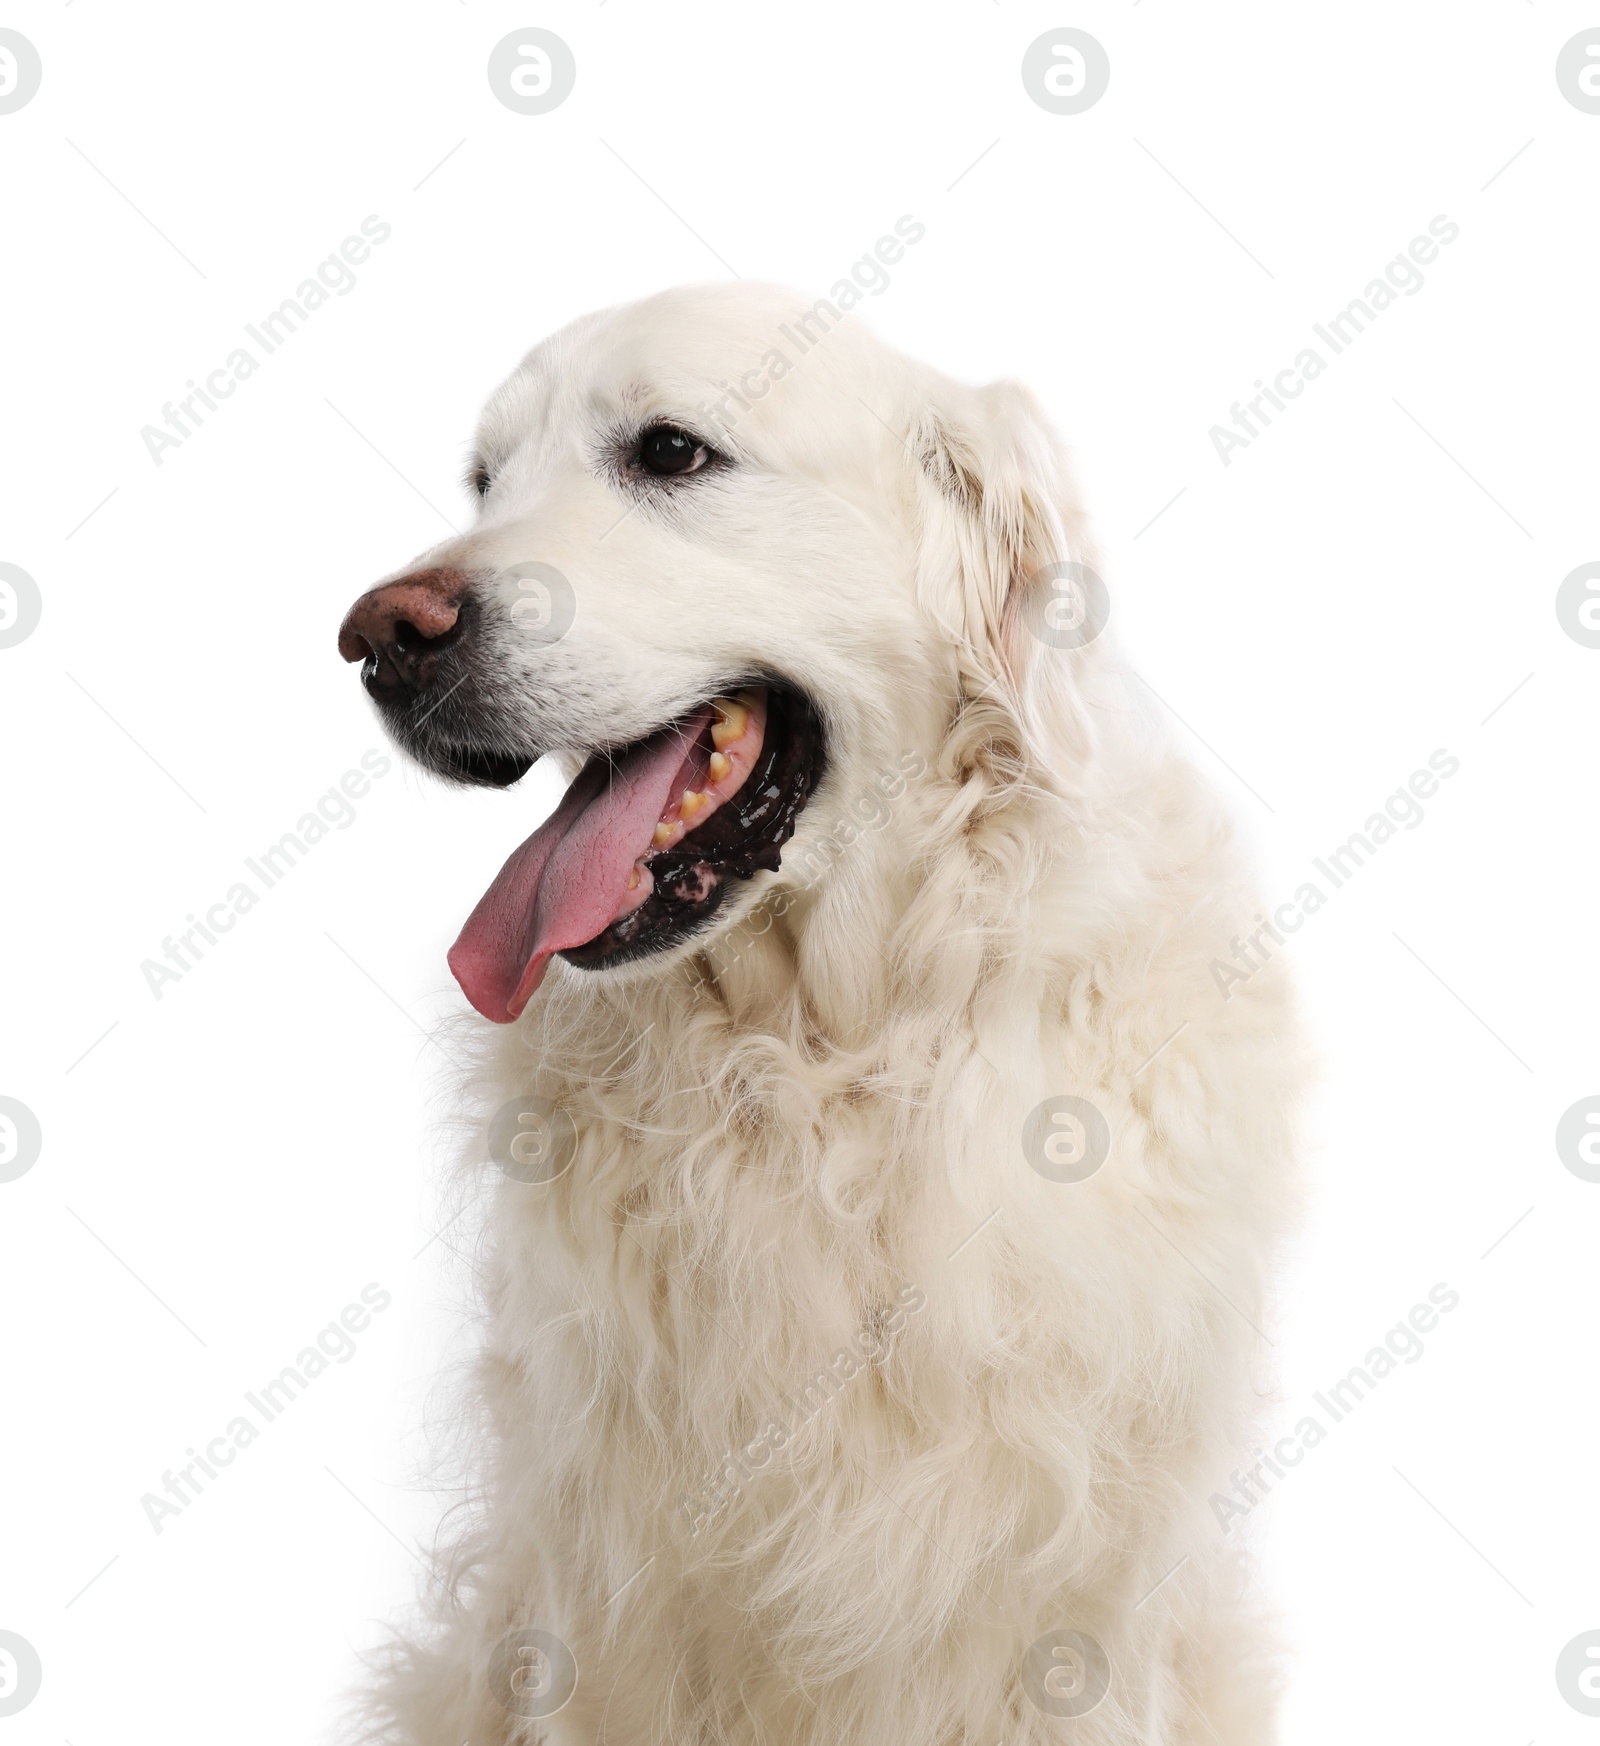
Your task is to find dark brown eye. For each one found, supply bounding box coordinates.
[638,425,709,476]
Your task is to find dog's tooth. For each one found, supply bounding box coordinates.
[627,867,641,890]
[679,790,710,821]
[711,698,750,750]
[708,751,732,783]
[652,821,675,848]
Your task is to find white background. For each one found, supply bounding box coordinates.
[2,3,1596,1740]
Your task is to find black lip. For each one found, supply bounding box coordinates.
[441,744,536,788]
[558,684,825,974]
[383,727,534,790]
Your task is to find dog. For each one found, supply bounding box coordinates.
[338,284,1306,1744]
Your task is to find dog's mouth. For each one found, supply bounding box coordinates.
[447,684,823,1022]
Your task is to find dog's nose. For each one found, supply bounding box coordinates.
[339,568,466,702]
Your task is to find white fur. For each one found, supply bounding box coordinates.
[357,285,1306,1744]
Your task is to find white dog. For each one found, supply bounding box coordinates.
[338,285,1305,1744]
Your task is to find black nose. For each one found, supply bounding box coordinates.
[338,568,466,702]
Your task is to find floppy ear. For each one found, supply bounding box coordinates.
[908,377,1103,789]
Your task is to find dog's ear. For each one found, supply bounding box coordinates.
[908,377,1103,787]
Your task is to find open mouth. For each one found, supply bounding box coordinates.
[447,684,823,1022]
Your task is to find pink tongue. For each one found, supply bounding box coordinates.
[448,707,713,1022]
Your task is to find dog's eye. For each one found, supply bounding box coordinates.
[469,462,492,498]
[637,425,711,477]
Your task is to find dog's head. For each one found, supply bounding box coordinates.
[338,284,1101,1022]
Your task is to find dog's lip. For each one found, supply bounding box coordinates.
[443,744,536,788]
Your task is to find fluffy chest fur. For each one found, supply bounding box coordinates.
[416,759,1302,1745]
